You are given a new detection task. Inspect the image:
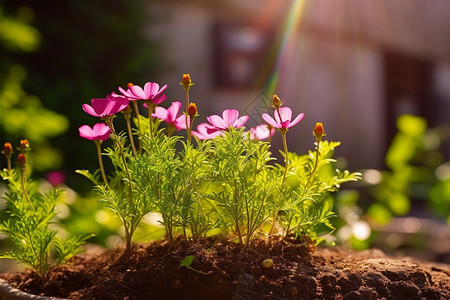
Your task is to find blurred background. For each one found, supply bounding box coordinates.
[0,0,449,265]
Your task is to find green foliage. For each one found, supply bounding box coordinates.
[80,109,360,250]
[368,114,450,224]
[0,6,68,171]
[277,141,361,242]
[0,168,90,278]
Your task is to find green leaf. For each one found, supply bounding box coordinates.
[179,255,195,268]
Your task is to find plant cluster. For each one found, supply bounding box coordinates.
[0,140,90,278]
[78,74,361,252]
[0,74,361,277]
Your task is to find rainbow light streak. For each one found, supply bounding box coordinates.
[263,0,307,95]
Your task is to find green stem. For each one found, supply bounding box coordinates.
[281,130,289,185]
[107,120,133,203]
[95,141,109,189]
[184,89,190,135]
[304,140,321,195]
[124,111,137,155]
[269,130,289,235]
[6,158,11,172]
[132,101,143,154]
[146,102,155,137]
[20,167,34,210]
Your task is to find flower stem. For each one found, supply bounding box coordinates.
[304,140,321,195]
[281,130,289,185]
[6,158,11,172]
[146,104,154,137]
[19,166,34,210]
[131,101,143,154]
[124,111,137,155]
[269,129,289,235]
[184,89,191,142]
[106,119,133,203]
[95,140,109,189]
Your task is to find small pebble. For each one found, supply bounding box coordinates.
[261,259,274,269]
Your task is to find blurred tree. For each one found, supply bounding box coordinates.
[2,1,163,192]
[0,5,69,171]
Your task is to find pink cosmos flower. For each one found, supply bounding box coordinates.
[119,82,167,105]
[262,107,304,130]
[192,123,223,140]
[152,101,188,131]
[82,94,129,118]
[46,171,66,187]
[78,123,111,141]
[205,109,249,134]
[249,124,276,141]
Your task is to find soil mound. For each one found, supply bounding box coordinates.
[1,238,449,299]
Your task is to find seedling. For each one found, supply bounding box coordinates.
[179,255,209,275]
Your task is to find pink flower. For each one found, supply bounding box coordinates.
[119,82,167,105]
[152,101,188,131]
[82,94,129,118]
[249,124,276,141]
[78,123,111,141]
[192,123,223,140]
[205,109,249,134]
[46,171,66,187]
[262,107,304,130]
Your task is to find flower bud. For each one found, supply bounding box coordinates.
[187,103,197,119]
[17,153,27,168]
[19,139,30,153]
[313,122,325,142]
[272,94,284,109]
[180,74,194,90]
[2,143,13,158]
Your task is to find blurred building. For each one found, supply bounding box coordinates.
[148,0,450,170]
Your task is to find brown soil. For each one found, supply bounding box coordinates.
[1,237,449,299]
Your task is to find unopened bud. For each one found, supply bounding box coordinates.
[187,103,197,119]
[17,154,27,168]
[180,74,194,90]
[272,94,284,109]
[2,143,13,158]
[313,122,325,142]
[19,139,30,153]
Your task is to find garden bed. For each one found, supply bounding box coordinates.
[1,237,449,299]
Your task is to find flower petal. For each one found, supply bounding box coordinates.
[118,86,135,99]
[175,114,188,130]
[152,94,167,105]
[233,115,249,128]
[262,113,279,128]
[222,109,239,126]
[103,95,129,115]
[152,106,169,122]
[167,102,182,122]
[82,104,101,117]
[78,125,95,140]
[130,85,148,100]
[287,113,305,128]
[90,98,110,116]
[92,123,111,141]
[254,124,270,140]
[144,82,159,98]
[278,107,293,123]
[207,114,227,130]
